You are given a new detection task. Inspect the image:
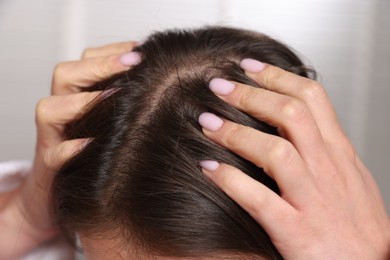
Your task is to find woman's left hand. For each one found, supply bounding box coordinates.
[198,59,390,259]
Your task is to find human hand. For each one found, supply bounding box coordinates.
[1,41,141,258]
[198,59,390,259]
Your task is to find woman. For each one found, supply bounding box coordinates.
[1,27,389,259]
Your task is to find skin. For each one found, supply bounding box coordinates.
[198,59,390,259]
[1,42,388,259]
[0,41,139,259]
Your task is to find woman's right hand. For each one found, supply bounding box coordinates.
[0,41,141,259]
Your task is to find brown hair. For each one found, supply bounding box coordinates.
[53,26,315,259]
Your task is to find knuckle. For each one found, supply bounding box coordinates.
[281,99,309,122]
[250,192,268,214]
[53,62,68,79]
[223,123,245,148]
[267,138,294,163]
[301,81,326,101]
[51,61,75,94]
[237,87,257,110]
[35,97,52,123]
[263,66,284,87]
[81,47,95,59]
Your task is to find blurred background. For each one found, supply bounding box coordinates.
[0,0,389,211]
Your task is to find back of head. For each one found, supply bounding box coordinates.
[53,26,314,259]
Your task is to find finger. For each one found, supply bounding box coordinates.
[51,52,141,95]
[240,59,349,147]
[199,161,296,237]
[35,91,102,146]
[198,112,316,205]
[44,138,90,170]
[208,78,330,166]
[81,41,138,59]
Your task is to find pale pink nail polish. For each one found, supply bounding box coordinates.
[199,160,220,171]
[198,112,224,132]
[119,51,142,66]
[80,139,92,150]
[209,78,235,96]
[240,58,265,73]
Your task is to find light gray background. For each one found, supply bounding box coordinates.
[0,0,389,212]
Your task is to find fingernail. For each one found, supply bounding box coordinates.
[119,51,142,66]
[209,78,235,96]
[80,138,92,150]
[240,58,265,73]
[199,160,220,171]
[198,112,224,132]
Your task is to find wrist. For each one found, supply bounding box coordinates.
[16,180,59,233]
[17,183,59,233]
[0,186,58,258]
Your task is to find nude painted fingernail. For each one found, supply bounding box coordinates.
[198,112,224,132]
[79,138,92,150]
[240,58,265,73]
[119,51,141,66]
[209,78,235,96]
[199,160,220,171]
